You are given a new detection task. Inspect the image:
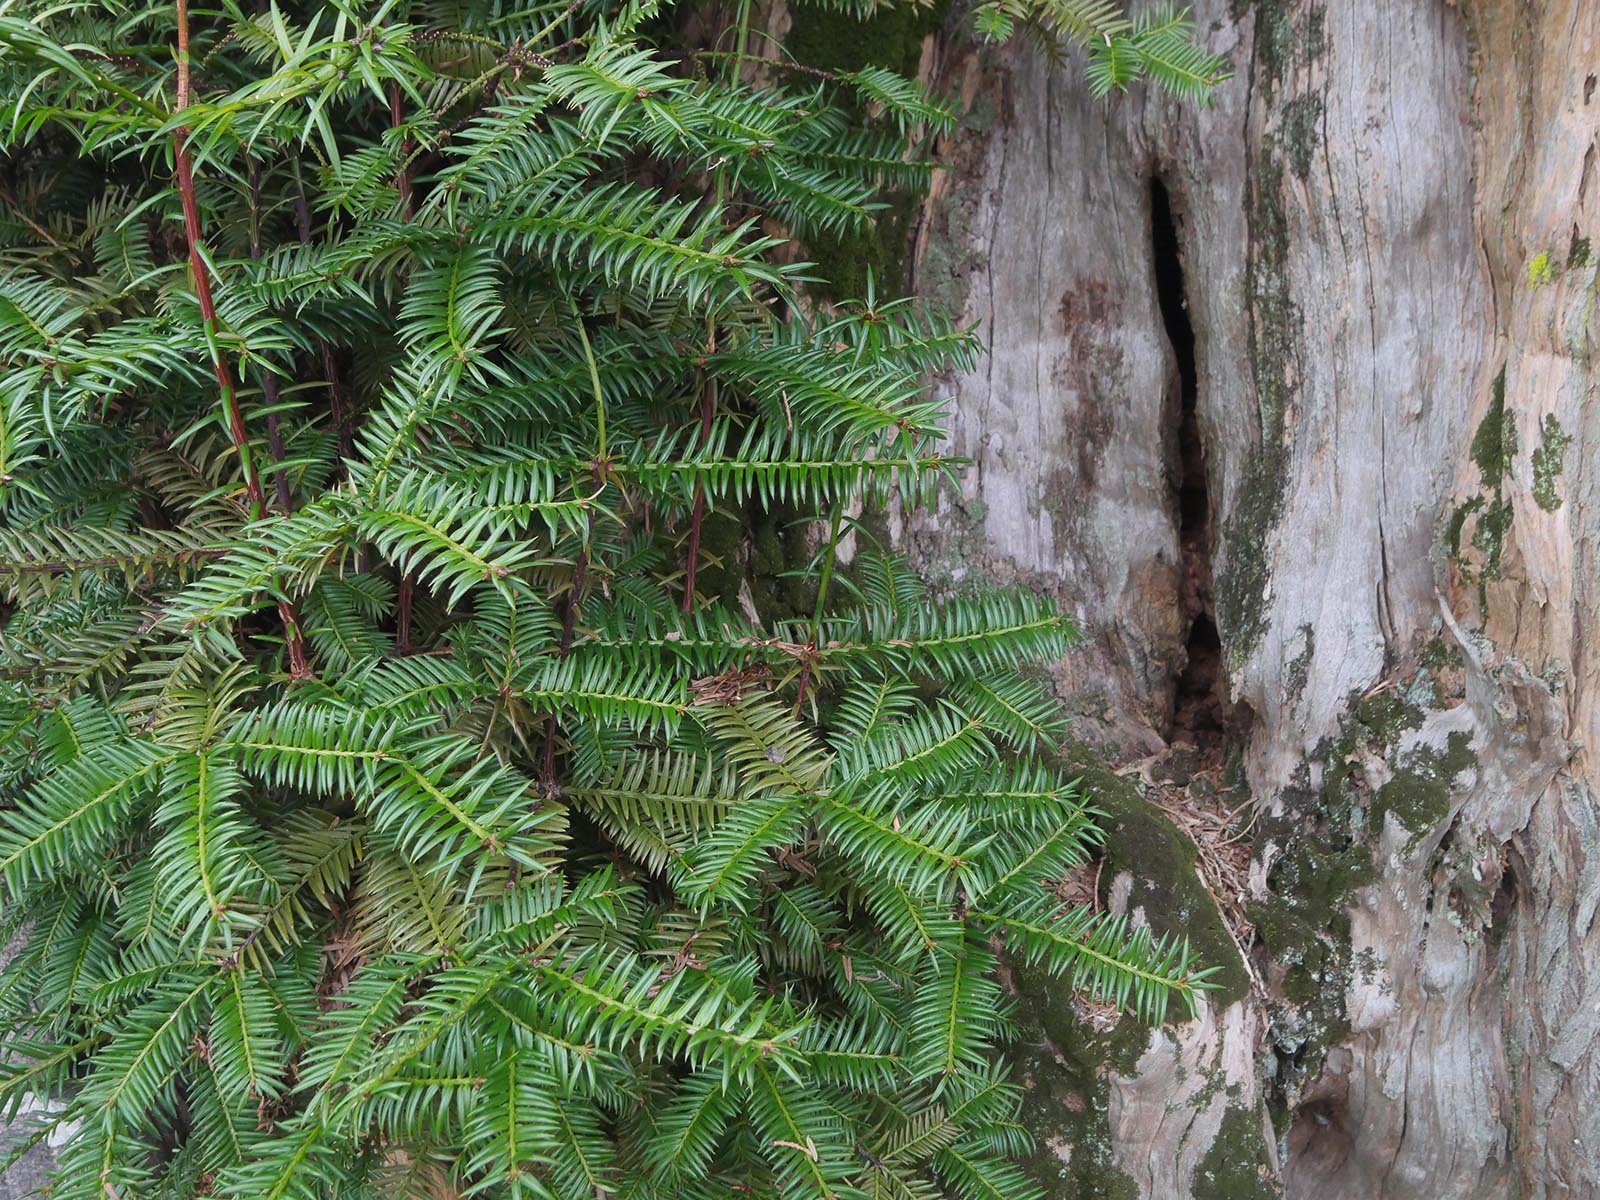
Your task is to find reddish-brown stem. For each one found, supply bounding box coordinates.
[261,384,292,510]
[388,76,417,617]
[246,166,293,511]
[682,329,716,613]
[389,81,413,212]
[395,574,415,655]
[683,490,707,613]
[542,535,591,785]
[290,165,355,469]
[173,0,309,679]
[560,545,589,655]
[793,658,813,717]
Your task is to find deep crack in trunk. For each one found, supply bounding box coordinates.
[1151,177,1222,745]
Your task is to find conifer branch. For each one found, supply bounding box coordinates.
[171,0,309,678]
[0,5,1219,1194]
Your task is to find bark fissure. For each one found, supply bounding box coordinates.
[1150,177,1221,745]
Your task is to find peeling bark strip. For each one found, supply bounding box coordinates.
[908,0,1598,1195]
[172,0,311,679]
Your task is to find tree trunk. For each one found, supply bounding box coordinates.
[905,1,1600,1196]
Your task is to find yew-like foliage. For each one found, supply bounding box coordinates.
[0,3,1214,1198]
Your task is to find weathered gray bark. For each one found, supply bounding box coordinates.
[906,1,1600,1196]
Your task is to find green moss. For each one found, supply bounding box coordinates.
[784,0,949,300]
[1470,366,1516,485]
[1249,680,1473,1130]
[1568,233,1592,269]
[1239,0,1326,98]
[691,507,746,607]
[785,0,945,76]
[1531,413,1573,512]
[1285,624,1314,703]
[803,188,922,300]
[1244,690,1433,1094]
[1280,96,1322,180]
[1371,730,1477,843]
[1445,494,1483,560]
[745,505,815,623]
[1009,966,1140,1200]
[1192,1105,1279,1200]
[1217,147,1295,664]
[1352,691,1423,744]
[1003,751,1255,1194]
[1246,829,1372,1005]
[1006,946,1243,1198]
[1068,758,1251,1010]
[1420,636,1464,672]
[1452,365,1517,598]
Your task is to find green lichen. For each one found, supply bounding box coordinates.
[1303,7,1326,60]
[1192,1105,1280,1200]
[1527,251,1557,288]
[1531,413,1573,512]
[1468,497,1514,579]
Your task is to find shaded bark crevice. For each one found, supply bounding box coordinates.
[1150,176,1223,746]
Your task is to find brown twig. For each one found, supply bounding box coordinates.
[289,161,355,470]
[0,184,63,249]
[387,72,420,645]
[541,537,590,785]
[395,574,415,656]
[246,165,293,511]
[389,80,413,211]
[173,0,309,679]
[682,326,716,613]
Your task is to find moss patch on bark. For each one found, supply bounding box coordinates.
[1217,144,1295,666]
[1192,1104,1280,1200]
[1371,728,1476,845]
[1074,758,1251,1009]
[1531,413,1573,512]
[1009,978,1144,1200]
[1002,747,1253,1196]
[1449,364,1517,602]
[783,0,950,300]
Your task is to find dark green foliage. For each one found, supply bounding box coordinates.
[0,3,1214,1197]
[974,1,1231,103]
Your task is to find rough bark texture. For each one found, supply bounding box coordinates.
[905,0,1600,1196]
